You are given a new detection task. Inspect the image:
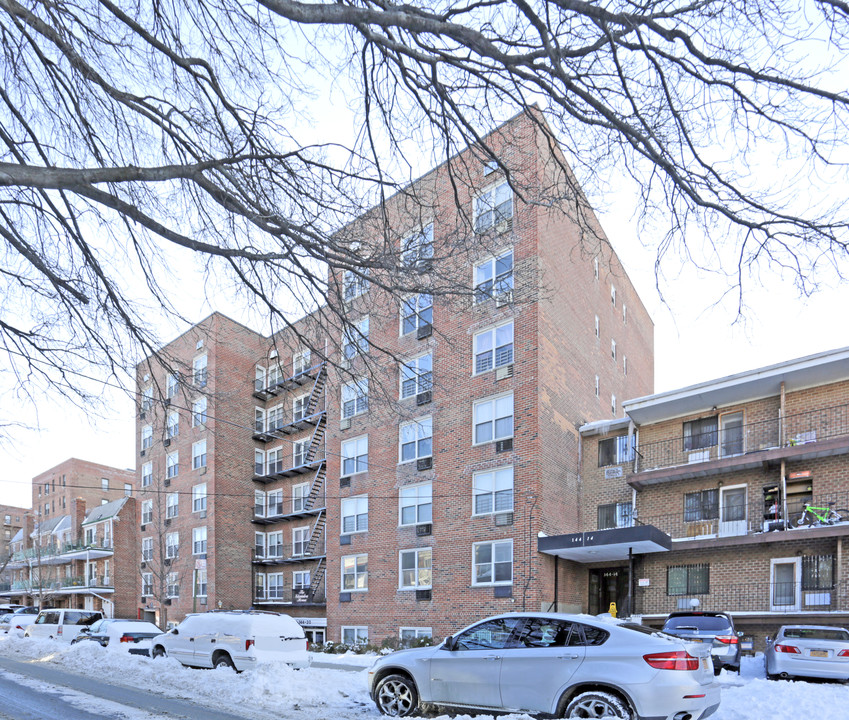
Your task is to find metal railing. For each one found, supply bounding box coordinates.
[635,403,849,473]
[253,587,326,604]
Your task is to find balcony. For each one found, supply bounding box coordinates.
[631,403,849,487]
[253,411,325,442]
[253,362,324,399]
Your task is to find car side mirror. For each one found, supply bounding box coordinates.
[171,628,179,635]
[443,636,457,651]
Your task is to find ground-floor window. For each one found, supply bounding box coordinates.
[400,627,432,647]
[667,563,709,596]
[342,626,368,646]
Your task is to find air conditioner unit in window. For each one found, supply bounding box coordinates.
[164,558,172,566]
[199,511,207,519]
[340,418,351,431]
[200,597,207,605]
[495,364,514,381]
[140,524,146,531]
[416,457,433,471]
[495,438,513,453]
[495,217,513,234]
[269,349,278,359]
[415,589,432,601]
[495,290,513,307]
[416,391,432,406]
[416,323,432,340]
[141,596,146,603]
[165,598,172,606]
[163,439,171,447]
[140,450,146,457]
[140,562,146,569]
[340,476,351,488]
[415,523,432,537]
[164,398,171,407]
[139,411,146,420]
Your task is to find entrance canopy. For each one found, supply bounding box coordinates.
[538,525,671,563]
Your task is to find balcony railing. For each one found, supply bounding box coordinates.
[634,403,849,474]
[253,587,325,604]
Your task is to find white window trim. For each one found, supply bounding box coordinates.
[472,320,514,376]
[398,481,433,527]
[341,495,368,535]
[473,247,514,304]
[398,417,433,464]
[472,466,515,517]
[399,293,433,336]
[473,181,513,233]
[399,547,432,590]
[472,392,514,447]
[399,352,433,400]
[341,554,368,593]
[341,434,369,476]
[471,538,513,587]
[341,626,369,645]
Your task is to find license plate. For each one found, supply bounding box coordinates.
[810,650,828,658]
[701,657,709,670]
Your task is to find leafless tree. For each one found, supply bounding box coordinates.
[2,1,848,413]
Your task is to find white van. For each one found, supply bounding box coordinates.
[24,608,103,641]
[150,610,309,671]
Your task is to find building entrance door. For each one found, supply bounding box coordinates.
[588,568,630,616]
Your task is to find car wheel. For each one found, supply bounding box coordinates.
[213,653,235,670]
[151,646,166,659]
[374,673,418,717]
[564,691,632,720]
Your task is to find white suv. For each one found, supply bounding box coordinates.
[150,610,309,671]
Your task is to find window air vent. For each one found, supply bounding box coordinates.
[140,562,146,569]
[415,523,432,537]
[340,418,351,431]
[495,438,513,453]
[200,597,207,605]
[495,364,514,381]
[140,525,146,532]
[416,391,432,406]
[164,478,171,487]
[416,589,432,601]
[494,585,513,598]
[163,439,171,447]
[165,598,172,606]
[164,398,171,407]
[139,411,146,420]
[416,457,433,471]
[494,512,514,526]
[339,592,352,603]
[164,518,171,527]
[340,476,351,488]
[199,511,207,519]
[495,290,513,308]
[416,323,432,340]
[140,450,146,457]
[340,534,352,546]
[164,558,172,566]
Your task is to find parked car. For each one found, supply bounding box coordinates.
[150,610,309,671]
[71,619,162,655]
[368,612,720,719]
[766,625,849,681]
[23,609,103,641]
[1,609,40,636]
[661,611,741,674]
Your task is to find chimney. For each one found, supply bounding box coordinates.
[72,497,87,543]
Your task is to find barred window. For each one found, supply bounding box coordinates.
[684,489,719,522]
[802,555,834,591]
[598,436,634,467]
[667,564,709,596]
[597,502,633,530]
[683,416,717,451]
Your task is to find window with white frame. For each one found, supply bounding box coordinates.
[292,484,307,513]
[192,483,207,513]
[473,322,513,374]
[399,482,432,526]
[342,379,369,418]
[474,249,513,302]
[293,349,311,375]
[593,256,599,280]
[341,496,368,534]
[623,356,628,376]
[195,569,208,597]
[400,627,432,646]
[255,407,265,433]
[141,425,152,451]
[165,532,179,559]
[341,554,368,591]
[399,417,432,462]
[142,537,153,562]
[400,353,433,399]
[594,315,599,338]
[267,530,284,558]
[140,385,153,413]
[293,570,310,589]
[166,373,178,399]
[166,572,179,598]
[292,526,309,557]
[473,466,514,515]
[400,547,432,589]
[401,224,434,267]
[255,532,266,559]
[192,440,207,470]
[166,452,179,479]
[400,294,433,335]
[473,539,513,585]
[623,303,627,324]
[611,339,616,360]
[267,404,285,431]
[268,572,285,599]
[473,394,514,444]
[611,285,617,306]
[192,526,207,555]
[611,394,616,415]
[255,572,266,599]
[255,365,266,392]
[193,354,208,387]
[266,489,283,516]
[595,375,600,398]
[192,396,207,427]
[474,182,512,233]
[166,410,179,439]
[293,439,309,468]
[255,449,266,476]
[124,483,132,497]
[266,447,284,475]
[141,500,153,525]
[343,269,369,302]
[142,572,153,596]
[141,461,152,487]
[342,626,368,645]
[254,490,266,518]
[267,362,284,387]
[293,395,308,423]
[342,435,368,475]
[343,316,369,360]
[166,492,179,519]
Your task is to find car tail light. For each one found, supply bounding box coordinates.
[715,635,738,644]
[644,651,700,670]
[774,644,801,654]
[120,635,132,643]
[838,649,849,657]
[245,638,255,651]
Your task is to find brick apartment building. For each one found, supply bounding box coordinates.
[135,111,655,642]
[31,458,136,520]
[0,504,26,597]
[547,346,849,649]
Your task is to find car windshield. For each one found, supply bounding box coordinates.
[783,628,849,642]
[663,616,731,632]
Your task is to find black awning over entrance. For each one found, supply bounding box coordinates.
[538,525,672,563]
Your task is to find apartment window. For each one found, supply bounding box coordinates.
[473,539,513,586]
[255,450,265,476]
[293,349,311,375]
[400,627,432,646]
[267,530,284,558]
[166,572,179,598]
[802,555,835,591]
[341,496,368,534]
[611,285,617,306]
[341,554,368,591]
[400,353,433,399]
[401,294,433,335]
[293,395,308,423]
[254,490,266,518]
[166,452,179,479]
[594,375,599,398]
[399,222,433,265]
[141,462,152,488]
[667,564,709,596]
[195,569,208,598]
[474,249,513,302]
[341,379,369,418]
[141,501,153,525]
[192,483,207,513]
[266,447,284,475]
[192,397,207,427]
[594,315,599,338]
[683,416,718,451]
[192,440,207,470]
[623,356,628,376]
[141,385,153,413]
[292,484,307,513]
[166,373,178,399]
[399,417,432,462]
[192,526,207,555]
[474,182,512,233]
[611,394,616,415]
[400,548,432,589]
[399,482,433,526]
[611,339,616,360]
[124,483,132,497]
[343,269,369,302]
[267,361,284,387]
[473,393,514,444]
[598,502,634,530]
[166,411,179,439]
[684,489,719,522]
[142,573,153,596]
[292,526,309,557]
[341,436,368,475]
[165,532,179,559]
[473,467,514,515]
[342,626,368,645]
[261,572,281,600]
[623,303,627,324]
[255,532,266,559]
[267,404,285,431]
[166,492,179,519]
[343,316,369,360]
[474,322,513,374]
[254,572,266,599]
[293,439,309,468]
[193,354,208,387]
[293,570,310,589]
[593,256,599,280]
[598,435,634,467]
[3,514,9,524]
[141,425,152,451]
[101,478,109,492]
[255,366,267,392]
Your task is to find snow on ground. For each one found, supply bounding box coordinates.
[0,637,846,720]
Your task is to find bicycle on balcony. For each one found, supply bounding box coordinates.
[794,502,849,528]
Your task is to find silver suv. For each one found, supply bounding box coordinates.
[661,612,741,674]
